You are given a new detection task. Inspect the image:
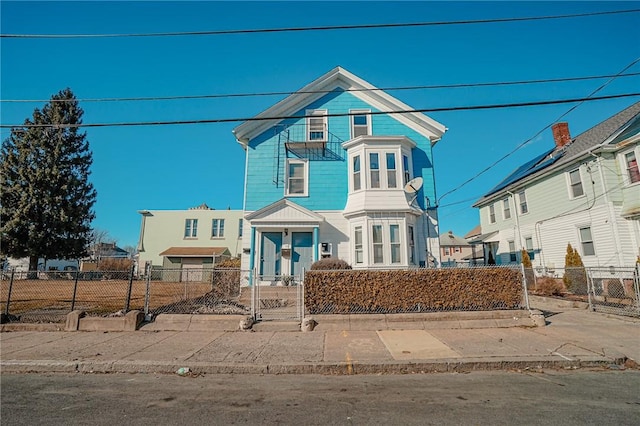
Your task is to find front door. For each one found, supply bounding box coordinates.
[291,232,313,276]
[260,232,282,278]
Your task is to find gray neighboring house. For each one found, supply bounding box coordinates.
[473,102,640,269]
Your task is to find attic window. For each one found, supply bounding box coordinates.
[350,109,371,138]
[307,110,327,142]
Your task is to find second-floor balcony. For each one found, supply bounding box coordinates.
[277,123,345,161]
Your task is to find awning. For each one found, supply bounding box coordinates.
[467,231,499,244]
[159,247,231,257]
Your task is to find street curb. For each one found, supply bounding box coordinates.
[1,356,627,375]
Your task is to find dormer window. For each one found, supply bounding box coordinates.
[350,109,371,138]
[307,110,327,142]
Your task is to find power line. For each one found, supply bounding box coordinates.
[435,56,640,205]
[2,9,639,39]
[2,93,638,130]
[3,72,639,104]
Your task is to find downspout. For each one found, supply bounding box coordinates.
[590,151,624,266]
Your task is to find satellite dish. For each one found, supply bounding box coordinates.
[404,177,423,194]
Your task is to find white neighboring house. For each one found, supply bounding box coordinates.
[473,102,640,269]
[137,203,243,269]
[4,257,79,272]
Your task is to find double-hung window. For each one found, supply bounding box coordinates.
[386,153,397,188]
[625,151,640,184]
[307,110,327,141]
[525,237,535,260]
[212,219,225,238]
[372,224,384,264]
[568,169,584,198]
[508,241,517,262]
[503,199,511,220]
[352,155,361,191]
[517,190,528,214]
[354,226,363,264]
[402,155,411,185]
[286,159,308,196]
[369,153,380,189]
[489,204,496,224]
[408,225,415,265]
[579,226,595,256]
[184,219,198,238]
[390,224,401,263]
[350,110,370,138]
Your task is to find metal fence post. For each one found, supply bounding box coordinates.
[520,264,530,310]
[251,267,257,321]
[70,269,80,311]
[4,268,15,316]
[144,264,152,319]
[634,264,640,312]
[586,267,594,311]
[124,263,135,313]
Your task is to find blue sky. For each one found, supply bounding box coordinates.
[2,1,639,249]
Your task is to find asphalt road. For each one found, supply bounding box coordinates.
[1,370,639,425]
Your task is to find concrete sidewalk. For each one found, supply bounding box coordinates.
[1,297,638,375]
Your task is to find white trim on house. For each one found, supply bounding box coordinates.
[232,67,446,147]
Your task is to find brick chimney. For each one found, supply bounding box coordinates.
[552,122,571,148]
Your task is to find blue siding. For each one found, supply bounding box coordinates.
[245,89,435,211]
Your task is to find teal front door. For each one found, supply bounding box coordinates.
[291,232,313,276]
[260,232,282,277]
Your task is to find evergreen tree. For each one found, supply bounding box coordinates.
[1,88,96,272]
[563,243,587,294]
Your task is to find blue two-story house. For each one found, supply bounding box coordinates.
[233,67,447,281]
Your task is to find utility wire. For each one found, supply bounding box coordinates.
[2,93,639,129]
[2,9,639,38]
[3,72,639,104]
[435,56,640,205]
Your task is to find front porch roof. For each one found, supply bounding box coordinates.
[467,231,499,244]
[245,199,325,226]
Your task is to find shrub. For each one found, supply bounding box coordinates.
[216,257,240,268]
[310,257,352,270]
[99,258,133,271]
[563,243,588,294]
[521,249,532,267]
[535,277,565,296]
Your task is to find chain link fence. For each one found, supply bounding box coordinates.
[251,274,303,321]
[528,265,640,317]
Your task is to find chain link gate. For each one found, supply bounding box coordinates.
[251,270,303,322]
[587,266,640,318]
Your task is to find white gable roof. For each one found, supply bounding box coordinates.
[232,66,447,148]
[245,199,324,225]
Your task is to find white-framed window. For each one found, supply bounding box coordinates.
[184,219,198,238]
[624,150,640,184]
[350,109,371,138]
[238,219,243,238]
[517,190,528,214]
[354,226,363,265]
[369,153,380,189]
[503,199,511,220]
[306,109,327,142]
[390,224,401,264]
[408,225,415,265]
[352,155,361,191]
[285,159,308,196]
[212,219,225,237]
[568,168,584,198]
[579,226,595,256]
[508,241,517,262]
[386,153,397,189]
[372,224,384,264]
[444,247,450,256]
[525,236,534,260]
[402,154,411,185]
[489,204,496,224]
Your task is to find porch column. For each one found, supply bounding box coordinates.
[249,226,256,285]
[313,226,319,262]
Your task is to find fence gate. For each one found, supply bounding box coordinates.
[251,273,303,321]
[587,266,640,318]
